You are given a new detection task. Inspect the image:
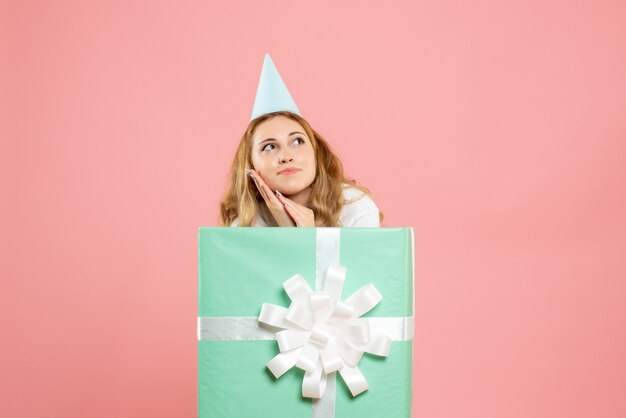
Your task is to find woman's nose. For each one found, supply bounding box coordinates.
[279,153,293,163]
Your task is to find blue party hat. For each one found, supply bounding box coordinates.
[250,53,301,121]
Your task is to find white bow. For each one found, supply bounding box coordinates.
[258,264,391,399]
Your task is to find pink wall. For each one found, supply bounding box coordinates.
[2,0,626,417]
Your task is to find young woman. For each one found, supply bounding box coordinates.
[219,110,383,227]
[219,54,383,227]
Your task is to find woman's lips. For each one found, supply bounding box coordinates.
[279,168,300,175]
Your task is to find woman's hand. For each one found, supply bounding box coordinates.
[247,168,315,227]
[247,169,295,227]
[275,191,316,227]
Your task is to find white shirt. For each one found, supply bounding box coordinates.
[229,184,380,227]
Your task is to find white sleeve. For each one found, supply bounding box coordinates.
[344,210,380,227]
[340,191,381,227]
[230,217,239,227]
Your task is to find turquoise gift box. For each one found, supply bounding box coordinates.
[197,227,414,418]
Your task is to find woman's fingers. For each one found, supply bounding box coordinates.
[249,169,278,206]
[250,173,270,202]
[277,192,300,216]
[263,186,284,212]
[281,200,302,224]
[276,191,315,227]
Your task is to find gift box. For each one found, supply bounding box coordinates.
[197,227,414,417]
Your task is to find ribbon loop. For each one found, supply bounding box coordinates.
[338,366,369,397]
[286,302,314,330]
[259,303,290,329]
[344,284,383,317]
[334,336,364,367]
[296,343,320,372]
[322,264,346,300]
[326,301,354,324]
[309,326,331,348]
[283,274,312,305]
[276,329,309,352]
[338,319,370,343]
[267,347,302,378]
[320,341,344,374]
[302,361,328,399]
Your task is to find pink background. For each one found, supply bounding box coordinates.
[2,0,626,417]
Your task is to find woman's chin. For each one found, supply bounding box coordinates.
[278,188,303,196]
[276,184,308,196]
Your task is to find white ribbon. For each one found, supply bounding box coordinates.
[197,316,413,342]
[259,265,391,399]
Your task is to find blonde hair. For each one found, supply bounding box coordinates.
[219,111,383,227]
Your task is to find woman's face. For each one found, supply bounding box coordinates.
[250,115,316,195]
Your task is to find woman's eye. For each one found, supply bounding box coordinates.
[262,139,304,152]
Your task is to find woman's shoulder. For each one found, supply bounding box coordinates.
[341,183,378,207]
[339,183,380,227]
